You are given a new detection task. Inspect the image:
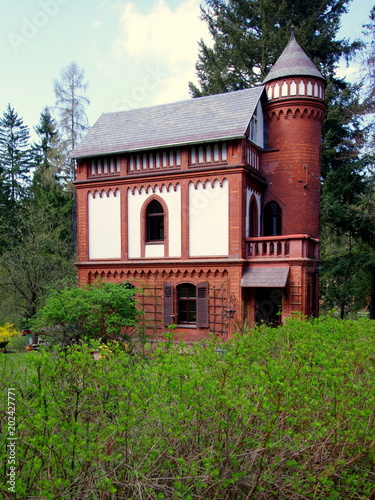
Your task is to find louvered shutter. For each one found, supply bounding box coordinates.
[163,282,174,327]
[197,281,209,328]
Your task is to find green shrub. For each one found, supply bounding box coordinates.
[1,317,374,499]
[31,281,141,347]
[7,334,28,352]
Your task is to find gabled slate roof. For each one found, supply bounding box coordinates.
[71,86,264,158]
[263,33,324,84]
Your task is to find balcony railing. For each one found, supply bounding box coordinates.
[246,235,319,260]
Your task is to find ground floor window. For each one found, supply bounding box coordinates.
[177,283,196,324]
[164,282,209,328]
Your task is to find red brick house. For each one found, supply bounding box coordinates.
[72,34,326,340]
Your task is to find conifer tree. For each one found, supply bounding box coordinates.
[0,104,32,204]
[31,108,65,194]
[189,0,360,97]
[30,108,75,249]
[190,0,375,317]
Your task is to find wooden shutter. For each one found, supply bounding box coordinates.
[197,281,209,328]
[163,282,174,327]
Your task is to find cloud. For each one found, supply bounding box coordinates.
[113,0,211,104]
[91,21,102,28]
[335,60,360,82]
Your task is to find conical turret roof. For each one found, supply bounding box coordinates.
[263,33,324,84]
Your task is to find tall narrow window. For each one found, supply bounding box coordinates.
[213,144,219,161]
[222,143,227,160]
[177,283,197,324]
[249,196,259,237]
[264,201,282,236]
[146,199,164,241]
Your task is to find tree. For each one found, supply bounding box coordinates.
[190,0,375,317]
[54,61,90,182]
[31,282,140,346]
[54,61,90,150]
[320,6,375,319]
[32,107,63,172]
[0,104,32,205]
[30,107,75,241]
[189,0,360,97]
[0,203,76,326]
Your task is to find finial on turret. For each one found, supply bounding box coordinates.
[290,26,296,40]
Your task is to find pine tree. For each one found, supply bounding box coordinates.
[0,104,32,204]
[31,108,65,192]
[30,108,75,256]
[189,0,360,97]
[190,0,375,317]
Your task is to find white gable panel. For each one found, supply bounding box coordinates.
[127,188,142,258]
[189,179,229,257]
[168,184,181,257]
[88,190,121,259]
[127,184,181,258]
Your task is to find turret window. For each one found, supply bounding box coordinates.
[264,201,282,236]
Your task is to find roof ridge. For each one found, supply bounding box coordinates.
[102,86,264,118]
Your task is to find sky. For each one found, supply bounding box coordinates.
[0,0,373,137]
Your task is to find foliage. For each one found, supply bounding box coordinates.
[0,104,32,206]
[0,323,18,343]
[31,107,67,187]
[192,0,375,317]
[0,203,76,326]
[31,281,140,346]
[1,317,374,499]
[189,0,360,97]
[7,333,28,352]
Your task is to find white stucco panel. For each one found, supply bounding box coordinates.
[189,179,229,257]
[88,189,121,259]
[127,184,181,259]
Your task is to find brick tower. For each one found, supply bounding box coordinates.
[255,33,326,319]
[262,33,326,239]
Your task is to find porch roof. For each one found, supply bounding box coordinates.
[240,267,289,287]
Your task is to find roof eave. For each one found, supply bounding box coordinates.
[71,134,247,159]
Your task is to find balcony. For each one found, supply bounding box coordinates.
[246,234,319,261]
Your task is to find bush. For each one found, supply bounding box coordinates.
[1,317,374,499]
[31,281,141,347]
[0,323,18,344]
[7,334,28,352]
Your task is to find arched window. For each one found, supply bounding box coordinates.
[264,201,282,236]
[249,196,258,237]
[146,199,164,242]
